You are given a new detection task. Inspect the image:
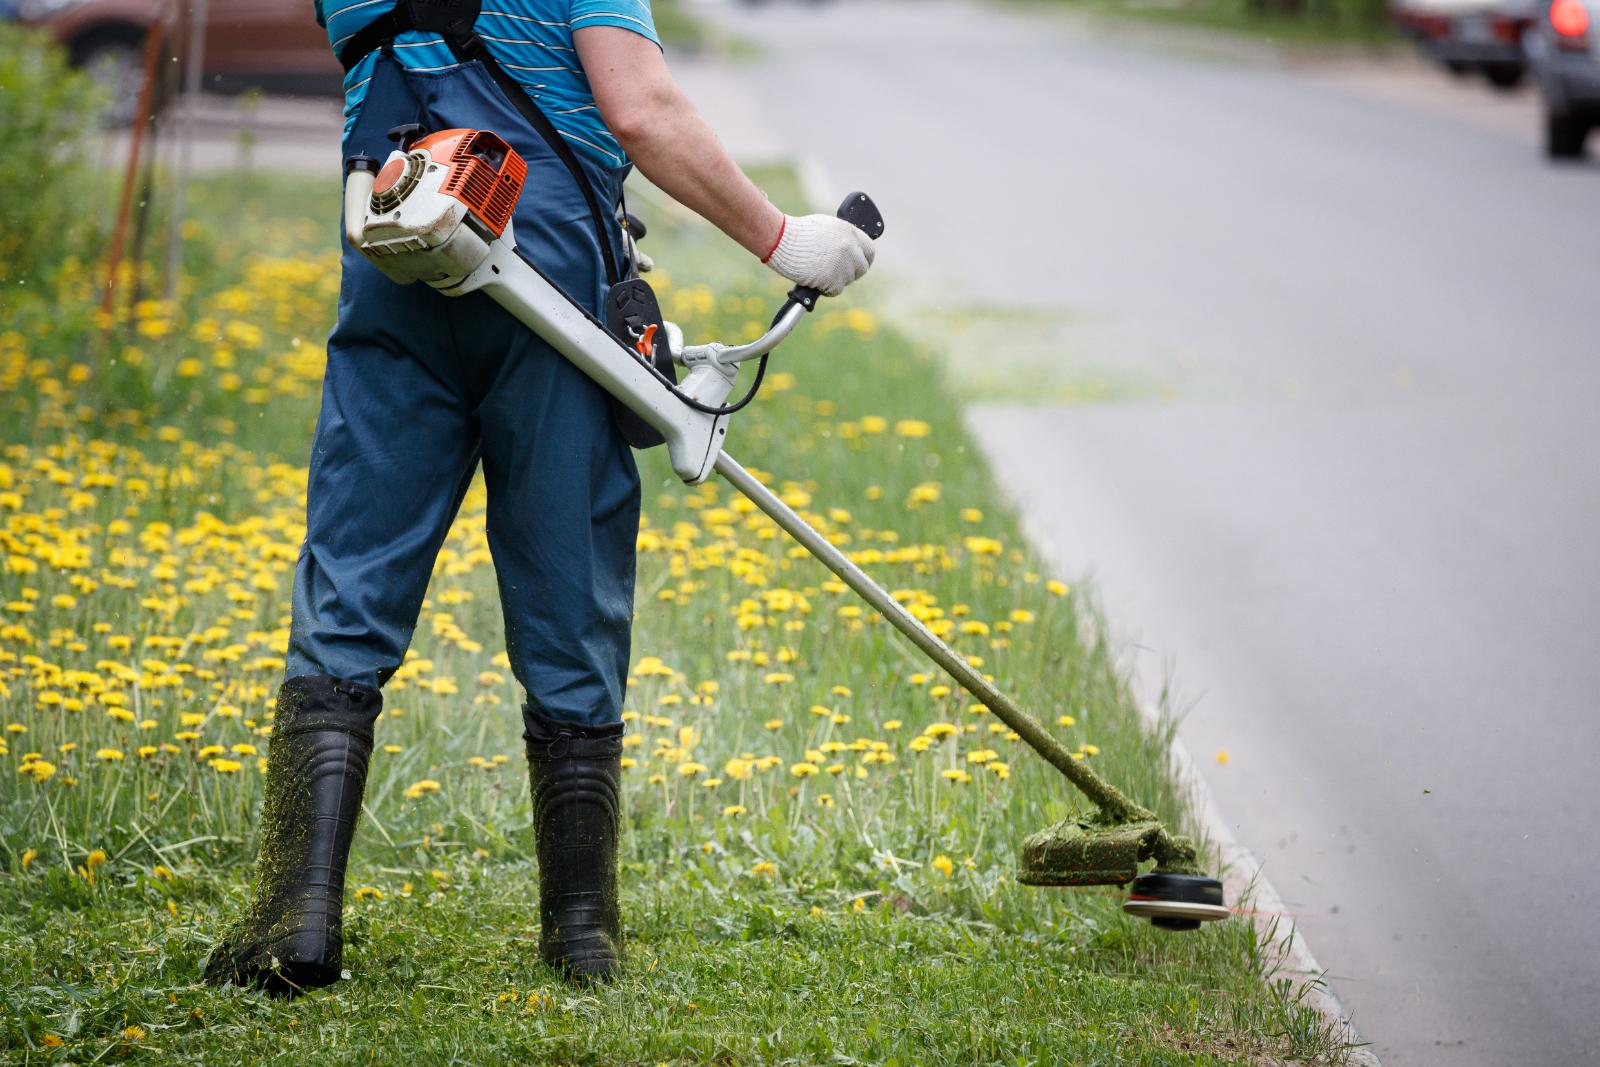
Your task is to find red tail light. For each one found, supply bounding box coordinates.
[1491,14,1529,40]
[1551,0,1589,37]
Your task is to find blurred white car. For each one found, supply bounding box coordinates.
[1394,0,1535,87]
[1523,0,1600,155]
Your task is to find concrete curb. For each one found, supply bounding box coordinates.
[1142,700,1382,1066]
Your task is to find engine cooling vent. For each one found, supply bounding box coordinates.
[439,130,527,237]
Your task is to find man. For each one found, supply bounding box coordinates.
[204,0,874,993]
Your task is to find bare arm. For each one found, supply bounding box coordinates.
[574,26,784,259]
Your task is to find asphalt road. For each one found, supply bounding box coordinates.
[692,3,1600,1063]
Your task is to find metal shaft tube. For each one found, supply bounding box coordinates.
[713,450,1150,822]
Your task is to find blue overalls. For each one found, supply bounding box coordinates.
[285,51,640,728]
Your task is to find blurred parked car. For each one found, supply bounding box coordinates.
[18,0,340,123]
[1394,0,1534,87]
[1524,0,1600,154]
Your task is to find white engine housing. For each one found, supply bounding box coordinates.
[343,153,731,484]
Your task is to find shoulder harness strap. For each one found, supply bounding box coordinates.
[340,0,622,287]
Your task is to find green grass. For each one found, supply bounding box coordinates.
[0,169,1353,1064]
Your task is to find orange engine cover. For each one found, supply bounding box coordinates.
[411,129,528,238]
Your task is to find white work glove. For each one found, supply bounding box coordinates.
[762,214,875,297]
[622,226,653,274]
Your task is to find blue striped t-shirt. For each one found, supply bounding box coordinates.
[320,0,660,169]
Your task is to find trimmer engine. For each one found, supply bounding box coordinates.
[345,127,527,287]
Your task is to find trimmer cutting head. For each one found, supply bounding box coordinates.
[1018,817,1227,930]
[1122,871,1229,930]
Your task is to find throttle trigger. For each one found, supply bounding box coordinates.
[634,322,658,360]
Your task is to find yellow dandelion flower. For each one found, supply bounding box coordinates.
[721,804,747,817]
[751,861,776,877]
[403,778,442,799]
[210,758,243,773]
[95,748,125,761]
[789,762,820,778]
[931,854,955,877]
[354,886,383,901]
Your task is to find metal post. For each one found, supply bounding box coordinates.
[164,0,209,299]
[101,19,168,318]
[713,449,1150,822]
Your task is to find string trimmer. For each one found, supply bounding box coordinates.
[341,127,1228,929]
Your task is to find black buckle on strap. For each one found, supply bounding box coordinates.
[338,0,481,71]
[402,0,479,37]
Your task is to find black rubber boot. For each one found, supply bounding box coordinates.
[524,707,624,983]
[204,674,381,995]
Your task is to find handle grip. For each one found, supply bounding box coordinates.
[787,191,884,312]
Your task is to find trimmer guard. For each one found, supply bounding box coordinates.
[1017,817,1168,887]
